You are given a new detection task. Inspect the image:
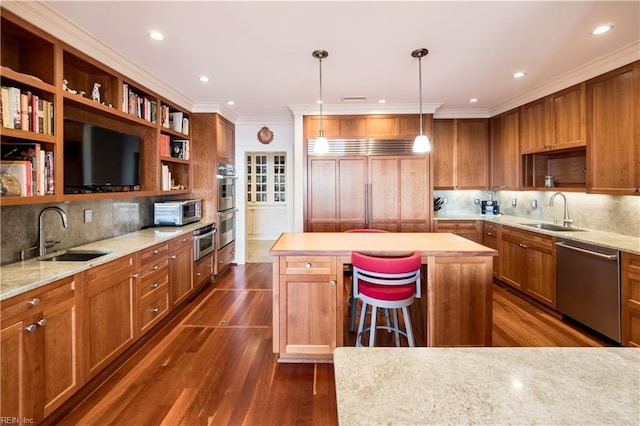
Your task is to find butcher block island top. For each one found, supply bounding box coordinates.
[270,232,497,363]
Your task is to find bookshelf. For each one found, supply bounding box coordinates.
[0,8,192,205]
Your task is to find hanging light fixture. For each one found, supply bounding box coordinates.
[312,49,329,154]
[411,48,431,153]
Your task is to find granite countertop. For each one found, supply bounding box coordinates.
[0,220,214,301]
[435,214,640,255]
[334,347,640,425]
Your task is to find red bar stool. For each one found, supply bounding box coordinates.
[352,251,421,347]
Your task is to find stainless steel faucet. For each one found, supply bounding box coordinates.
[38,206,68,257]
[549,192,573,228]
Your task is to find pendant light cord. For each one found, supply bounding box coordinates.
[319,55,324,137]
[418,54,423,136]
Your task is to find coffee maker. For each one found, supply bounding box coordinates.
[481,193,500,215]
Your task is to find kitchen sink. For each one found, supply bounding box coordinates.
[519,223,584,232]
[38,250,112,262]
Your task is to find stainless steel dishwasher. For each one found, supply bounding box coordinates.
[556,239,621,342]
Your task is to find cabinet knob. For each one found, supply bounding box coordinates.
[487,232,493,236]
[196,272,202,276]
[519,243,528,248]
[151,307,160,314]
[25,324,37,333]
[182,238,188,242]
[132,273,140,279]
[151,282,159,289]
[37,319,47,327]
[152,265,159,270]
[632,187,639,192]
[305,263,312,269]
[170,255,177,260]
[153,249,159,254]
[330,280,337,286]
[28,298,40,307]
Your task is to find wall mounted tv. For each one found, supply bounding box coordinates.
[64,119,140,193]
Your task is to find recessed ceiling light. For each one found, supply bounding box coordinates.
[227,101,235,105]
[469,98,478,103]
[378,99,386,104]
[148,30,164,41]
[199,75,209,83]
[592,24,613,35]
[513,71,526,79]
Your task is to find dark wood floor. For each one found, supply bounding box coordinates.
[55,263,613,425]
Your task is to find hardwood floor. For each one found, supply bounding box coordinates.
[53,263,613,425]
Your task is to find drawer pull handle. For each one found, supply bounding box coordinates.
[25,324,37,333]
[305,263,312,269]
[152,265,159,270]
[151,283,159,289]
[132,273,140,279]
[196,272,202,276]
[182,238,188,242]
[170,255,177,260]
[37,319,47,327]
[330,280,336,286]
[153,249,159,254]
[151,307,160,314]
[487,232,493,236]
[519,243,528,248]
[28,298,40,307]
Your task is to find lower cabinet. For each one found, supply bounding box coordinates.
[136,242,170,336]
[277,256,338,362]
[435,220,482,243]
[1,275,81,422]
[83,255,136,379]
[194,252,214,289]
[622,252,640,347]
[500,226,556,308]
[169,234,194,308]
[216,241,236,276]
[482,221,501,277]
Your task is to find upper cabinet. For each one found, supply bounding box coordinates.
[489,109,520,190]
[520,83,586,154]
[587,61,640,195]
[433,118,489,190]
[216,115,235,165]
[303,114,424,141]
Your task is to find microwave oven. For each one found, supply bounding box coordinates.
[154,199,202,226]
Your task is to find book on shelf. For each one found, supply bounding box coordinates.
[169,111,183,133]
[170,139,189,160]
[8,86,21,129]
[160,134,170,157]
[161,105,170,128]
[0,87,9,128]
[161,164,172,191]
[182,117,189,135]
[0,160,32,196]
[1,143,54,196]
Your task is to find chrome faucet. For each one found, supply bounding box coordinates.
[549,192,573,228]
[38,206,68,257]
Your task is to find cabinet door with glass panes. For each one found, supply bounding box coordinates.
[246,153,288,239]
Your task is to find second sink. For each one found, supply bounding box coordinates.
[39,250,112,262]
[519,223,584,232]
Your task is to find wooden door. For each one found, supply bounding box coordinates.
[587,62,640,194]
[433,119,455,189]
[524,243,556,308]
[622,252,640,347]
[499,231,526,290]
[490,110,520,190]
[1,319,37,420]
[307,157,337,232]
[369,156,399,231]
[548,83,586,150]
[456,119,489,189]
[399,156,430,232]
[170,236,194,307]
[83,256,136,379]
[520,98,548,153]
[337,157,367,231]
[482,221,500,277]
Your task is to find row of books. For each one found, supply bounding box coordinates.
[122,84,157,123]
[0,143,54,196]
[159,134,190,160]
[0,86,55,135]
[161,107,189,135]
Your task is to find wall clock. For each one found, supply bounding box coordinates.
[257,126,274,144]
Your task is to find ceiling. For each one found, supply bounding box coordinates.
[29,1,640,121]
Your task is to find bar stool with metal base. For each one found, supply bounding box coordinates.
[353,251,421,347]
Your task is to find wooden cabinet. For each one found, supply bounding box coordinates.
[622,252,640,347]
[277,256,339,362]
[587,61,640,195]
[306,155,430,232]
[520,83,586,154]
[1,275,81,422]
[82,255,136,379]
[482,221,501,277]
[216,116,235,164]
[193,252,214,289]
[434,220,481,243]
[500,226,556,308]
[303,114,424,140]
[136,242,170,335]
[489,109,521,190]
[169,234,193,308]
[216,241,236,276]
[433,118,489,189]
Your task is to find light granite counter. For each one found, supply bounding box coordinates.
[435,214,640,255]
[0,220,214,301]
[334,347,640,425]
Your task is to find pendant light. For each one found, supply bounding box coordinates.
[312,49,329,154]
[411,48,431,153]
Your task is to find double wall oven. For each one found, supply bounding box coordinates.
[217,162,237,248]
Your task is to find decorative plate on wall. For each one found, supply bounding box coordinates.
[257,126,274,144]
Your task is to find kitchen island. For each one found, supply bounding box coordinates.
[333,346,640,425]
[270,232,497,362]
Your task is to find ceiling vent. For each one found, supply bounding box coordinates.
[341,96,367,102]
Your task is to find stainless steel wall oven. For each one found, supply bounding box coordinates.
[193,223,215,261]
[217,162,237,248]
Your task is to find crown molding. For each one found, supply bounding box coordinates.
[3,0,194,112]
[434,109,490,119]
[190,102,239,123]
[288,103,442,117]
[489,41,640,116]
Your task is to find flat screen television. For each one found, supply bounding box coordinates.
[63,119,140,193]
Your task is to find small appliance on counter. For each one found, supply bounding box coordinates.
[481,194,500,215]
[154,199,202,226]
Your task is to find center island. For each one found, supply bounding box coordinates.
[269,232,497,363]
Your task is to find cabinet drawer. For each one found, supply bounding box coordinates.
[138,288,169,334]
[139,243,169,268]
[436,220,478,232]
[86,254,135,283]
[194,254,213,287]
[170,234,193,251]
[502,226,555,252]
[623,252,640,276]
[483,221,499,233]
[137,267,169,300]
[280,256,336,275]
[1,275,76,321]
[139,258,169,278]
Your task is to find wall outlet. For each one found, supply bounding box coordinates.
[511,198,517,207]
[474,198,480,204]
[84,209,93,223]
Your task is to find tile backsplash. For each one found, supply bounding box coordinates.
[0,197,171,265]
[434,190,640,238]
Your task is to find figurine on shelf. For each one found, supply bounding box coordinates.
[79,91,86,97]
[62,79,69,91]
[91,83,101,103]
